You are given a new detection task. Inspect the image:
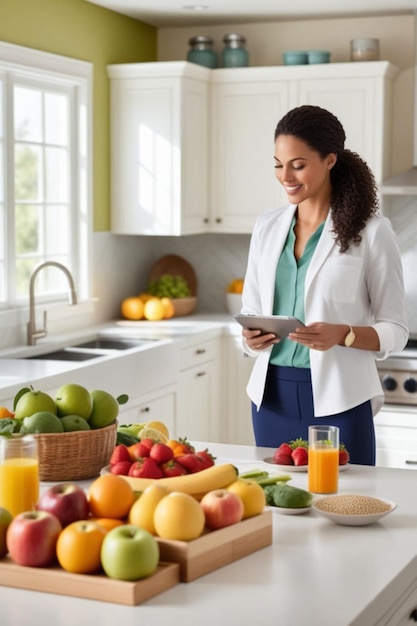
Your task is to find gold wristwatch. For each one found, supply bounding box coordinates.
[344,325,356,347]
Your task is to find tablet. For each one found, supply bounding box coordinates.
[234,314,305,338]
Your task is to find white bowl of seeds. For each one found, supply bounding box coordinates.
[312,494,397,526]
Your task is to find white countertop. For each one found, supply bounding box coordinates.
[2,441,417,626]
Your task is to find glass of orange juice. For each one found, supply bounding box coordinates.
[0,435,39,516]
[308,425,339,494]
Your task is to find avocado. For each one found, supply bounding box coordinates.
[264,483,313,508]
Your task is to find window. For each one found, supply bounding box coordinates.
[0,42,92,309]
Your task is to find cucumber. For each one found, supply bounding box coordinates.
[116,430,139,446]
[263,483,313,508]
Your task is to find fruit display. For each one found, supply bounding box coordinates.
[226,278,244,294]
[272,438,350,467]
[0,384,128,435]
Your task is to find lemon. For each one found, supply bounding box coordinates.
[143,297,165,321]
[139,427,168,443]
[144,420,169,439]
[121,297,144,321]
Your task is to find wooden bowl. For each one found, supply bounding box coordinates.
[172,297,197,317]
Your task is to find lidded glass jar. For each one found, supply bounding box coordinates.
[221,33,249,68]
[187,35,218,69]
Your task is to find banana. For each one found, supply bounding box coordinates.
[121,462,238,500]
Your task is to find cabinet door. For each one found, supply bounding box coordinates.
[109,66,210,235]
[118,385,177,437]
[211,79,291,233]
[298,75,390,182]
[225,336,255,445]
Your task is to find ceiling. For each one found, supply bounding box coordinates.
[86,0,417,28]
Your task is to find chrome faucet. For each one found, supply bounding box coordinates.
[27,261,78,346]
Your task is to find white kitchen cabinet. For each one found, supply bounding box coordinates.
[117,384,177,437]
[225,335,255,445]
[176,337,222,442]
[374,406,417,470]
[107,61,211,235]
[210,61,398,233]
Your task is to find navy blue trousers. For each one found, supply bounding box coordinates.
[251,364,376,465]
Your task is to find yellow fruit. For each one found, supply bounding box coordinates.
[121,297,144,321]
[128,484,171,534]
[153,492,205,540]
[138,292,153,303]
[227,479,266,519]
[139,427,168,443]
[161,297,175,319]
[144,421,169,439]
[227,278,244,294]
[144,297,165,321]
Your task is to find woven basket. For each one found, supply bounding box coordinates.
[35,421,118,482]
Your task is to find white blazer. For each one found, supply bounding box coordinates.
[242,204,409,417]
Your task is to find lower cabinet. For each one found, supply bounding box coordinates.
[225,335,255,446]
[374,407,417,470]
[118,385,177,438]
[176,337,221,443]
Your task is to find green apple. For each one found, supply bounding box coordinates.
[0,506,13,558]
[20,411,64,434]
[88,390,119,429]
[55,383,93,420]
[100,524,159,581]
[60,414,91,432]
[14,390,57,420]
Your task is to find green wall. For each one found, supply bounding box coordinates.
[0,0,156,231]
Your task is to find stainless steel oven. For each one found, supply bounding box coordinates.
[377,338,417,406]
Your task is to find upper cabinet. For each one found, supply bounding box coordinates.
[108,61,398,236]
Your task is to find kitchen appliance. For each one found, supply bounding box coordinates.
[377,337,417,405]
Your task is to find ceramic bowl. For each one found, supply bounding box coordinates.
[312,494,397,526]
[226,293,242,316]
[307,50,331,64]
[282,51,308,66]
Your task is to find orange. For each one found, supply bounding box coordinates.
[88,474,135,519]
[121,296,144,321]
[143,297,165,321]
[161,297,175,319]
[93,517,125,532]
[138,292,153,303]
[227,278,244,294]
[56,520,107,574]
[0,407,14,418]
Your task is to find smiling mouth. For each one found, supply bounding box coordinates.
[284,184,302,194]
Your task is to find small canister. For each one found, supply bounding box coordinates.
[350,38,380,62]
[187,35,218,69]
[221,33,249,68]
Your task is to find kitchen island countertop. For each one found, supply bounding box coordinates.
[2,441,417,626]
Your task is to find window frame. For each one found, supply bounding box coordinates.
[0,41,93,309]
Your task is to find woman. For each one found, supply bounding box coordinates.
[241,105,408,465]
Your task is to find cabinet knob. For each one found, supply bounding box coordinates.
[196,371,207,378]
[203,217,209,223]
[196,348,206,355]
[409,608,417,621]
[216,217,222,223]
[140,407,150,413]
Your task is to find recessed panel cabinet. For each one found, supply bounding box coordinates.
[108,61,398,235]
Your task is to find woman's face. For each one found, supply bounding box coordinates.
[274,134,336,204]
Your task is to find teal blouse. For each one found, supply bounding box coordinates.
[270,216,325,368]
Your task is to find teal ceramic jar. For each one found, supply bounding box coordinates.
[221,33,249,68]
[187,36,218,69]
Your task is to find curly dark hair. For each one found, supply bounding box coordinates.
[274,105,379,252]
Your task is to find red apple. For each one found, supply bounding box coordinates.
[7,510,62,567]
[37,483,89,527]
[200,489,244,530]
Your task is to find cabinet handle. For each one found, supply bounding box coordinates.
[196,371,207,378]
[139,407,150,413]
[196,349,206,355]
[409,608,417,621]
[405,460,417,465]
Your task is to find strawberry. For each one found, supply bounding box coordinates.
[291,447,308,466]
[128,457,163,479]
[150,442,174,464]
[110,460,133,476]
[275,443,292,457]
[109,444,131,465]
[128,442,150,461]
[138,437,156,452]
[161,459,188,478]
[290,438,308,451]
[176,453,207,474]
[195,449,215,469]
[273,443,293,465]
[339,444,350,465]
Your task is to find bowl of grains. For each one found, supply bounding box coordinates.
[312,494,397,526]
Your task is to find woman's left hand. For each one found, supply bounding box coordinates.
[288,322,346,351]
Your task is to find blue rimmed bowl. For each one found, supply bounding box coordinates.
[282,50,308,66]
[307,50,331,64]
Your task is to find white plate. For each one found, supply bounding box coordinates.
[311,495,397,526]
[262,457,350,472]
[266,505,311,515]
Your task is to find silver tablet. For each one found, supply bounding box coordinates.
[234,314,305,338]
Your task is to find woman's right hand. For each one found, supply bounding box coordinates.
[243,328,280,351]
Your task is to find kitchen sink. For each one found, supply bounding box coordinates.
[25,349,104,362]
[73,337,155,350]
